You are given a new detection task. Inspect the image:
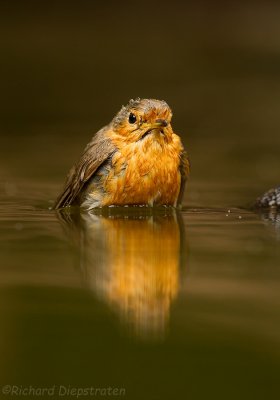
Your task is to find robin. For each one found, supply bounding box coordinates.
[54,98,190,210]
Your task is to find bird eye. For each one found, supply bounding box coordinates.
[128,113,137,124]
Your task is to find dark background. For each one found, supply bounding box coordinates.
[1,0,280,204]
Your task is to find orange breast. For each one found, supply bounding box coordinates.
[100,133,183,206]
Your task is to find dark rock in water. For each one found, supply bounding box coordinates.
[256,186,280,209]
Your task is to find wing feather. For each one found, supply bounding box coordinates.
[177,151,190,208]
[54,126,116,209]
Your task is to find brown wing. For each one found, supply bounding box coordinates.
[177,151,190,208]
[53,126,116,209]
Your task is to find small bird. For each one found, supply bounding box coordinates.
[54,98,190,210]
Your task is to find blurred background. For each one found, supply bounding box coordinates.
[1,0,280,207]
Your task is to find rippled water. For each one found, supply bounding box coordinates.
[1,181,280,399]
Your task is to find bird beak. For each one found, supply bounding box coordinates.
[139,119,169,140]
[149,119,168,129]
[155,119,168,127]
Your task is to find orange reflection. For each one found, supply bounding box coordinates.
[59,208,185,339]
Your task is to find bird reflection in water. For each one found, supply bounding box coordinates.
[257,209,280,239]
[58,208,186,340]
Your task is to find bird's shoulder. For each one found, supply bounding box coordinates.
[54,125,116,209]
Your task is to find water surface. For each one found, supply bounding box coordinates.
[1,182,280,399]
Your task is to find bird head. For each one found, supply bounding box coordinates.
[112,98,174,144]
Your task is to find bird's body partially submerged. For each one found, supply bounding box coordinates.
[54,99,190,210]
